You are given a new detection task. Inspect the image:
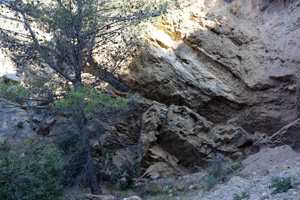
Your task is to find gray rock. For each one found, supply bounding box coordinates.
[33,113,45,122]
[3,73,21,83]
[0,102,36,141]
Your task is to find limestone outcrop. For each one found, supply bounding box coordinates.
[121,0,300,150]
[139,103,252,177]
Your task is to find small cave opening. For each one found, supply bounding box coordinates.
[197,97,245,124]
[156,131,206,173]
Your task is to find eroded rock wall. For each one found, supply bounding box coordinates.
[2,0,300,179]
[121,0,300,150]
[138,103,253,177]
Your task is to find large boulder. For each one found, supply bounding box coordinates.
[139,103,252,177]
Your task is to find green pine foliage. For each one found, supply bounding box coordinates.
[0,138,66,200]
[52,86,128,115]
[0,82,28,102]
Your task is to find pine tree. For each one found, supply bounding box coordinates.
[0,0,167,195]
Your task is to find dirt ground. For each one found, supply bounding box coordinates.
[140,145,300,200]
[186,145,300,200]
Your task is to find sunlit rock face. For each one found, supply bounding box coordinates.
[121,0,300,149]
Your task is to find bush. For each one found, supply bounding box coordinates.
[0,138,65,200]
[204,175,220,191]
[269,177,293,195]
[227,160,244,173]
[204,154,225,191]
[233,192,249,200]
[0,83,28,102]
[95,148,139,190]
[17,121,24,129]
[96,148,118,184]
[118,161,139,190]
[231,160,244,171]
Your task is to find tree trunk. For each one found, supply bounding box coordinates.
[73,79,82,92]
[84,141,102,195]
[80,118,102,195]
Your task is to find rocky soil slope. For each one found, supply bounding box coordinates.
[187,145,300,200]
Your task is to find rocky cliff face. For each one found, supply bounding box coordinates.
[116,0,300,176]
[121,0,300,150]
[1,0,300,179]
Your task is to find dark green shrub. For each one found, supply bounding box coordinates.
[118,161,139,190]
[207,164,224,178]
[17,121,24,129]
[96,148,118,183]
[0,138,65,200]
[204,154,225,191]
[58,133,88,188]
[95,148,139,190]
[204,175,220,191]
[231,160,244,171]
[227,160,244,173]
[269,177,293,195]
[233,192,250,200]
